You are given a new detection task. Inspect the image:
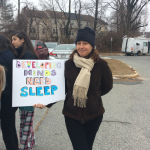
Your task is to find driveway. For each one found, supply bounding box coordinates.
[0,56,150,150]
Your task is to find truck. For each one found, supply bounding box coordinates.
[121,36,150,56]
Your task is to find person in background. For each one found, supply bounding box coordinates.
[11,31,39,150]
[34,27,113,150]
[0,34,19,150]
[0,65,6,130]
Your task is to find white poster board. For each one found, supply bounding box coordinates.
[12,59,65,107]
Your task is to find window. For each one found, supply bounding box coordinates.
[37,42,43,50]
[41,42,47,48]
[71,21,74,26]
[63,20,66,25]
[144,42,148,47]
[30,28,35,33]
[80,22,82,26]
[53,29,58,34]
[37,42,42,47]
[105,25,107,30]
[136,43,140,46]
[71,31,74,35]
[99,25,101,29]
[43,28,45,34]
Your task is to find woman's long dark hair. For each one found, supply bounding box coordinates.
[0,34,17,56]
[11,31,39,59]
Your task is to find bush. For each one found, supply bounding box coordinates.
[95,31,123,53]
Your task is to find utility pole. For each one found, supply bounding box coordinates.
[110,30,112,53]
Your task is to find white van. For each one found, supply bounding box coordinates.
[121,36,150,55]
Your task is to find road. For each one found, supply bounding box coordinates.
[0,55,150,150]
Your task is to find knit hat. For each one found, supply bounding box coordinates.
[75,27,95,48]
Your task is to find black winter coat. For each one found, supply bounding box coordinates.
[62,58,113,123]
[0,49,15,98]
[18,50,37,60]
[0,49,17,120]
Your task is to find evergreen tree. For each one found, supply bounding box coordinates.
[0,0,14,31]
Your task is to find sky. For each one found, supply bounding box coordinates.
[12,0,150,32]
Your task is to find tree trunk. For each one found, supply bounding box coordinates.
[94,0,99,30]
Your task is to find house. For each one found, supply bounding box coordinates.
[22,7,108,43]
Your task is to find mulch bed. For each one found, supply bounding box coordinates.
[103,59,136,75]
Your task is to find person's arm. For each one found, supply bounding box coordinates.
[46,72,68,108]
[100,61,113,96]
[2,69,12,97]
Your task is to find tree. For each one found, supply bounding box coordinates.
[84,0,108,32]
[39,0,61,41]
[94,0,99,30]
[74,0,82,29]
[0,0,14,32]
[107,0,150,36]
[55,0,72,43]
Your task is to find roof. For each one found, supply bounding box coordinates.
[46,10,108,24]
[22,7,49,19]
[22,7,107,25]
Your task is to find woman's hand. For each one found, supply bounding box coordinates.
[33,103,46,109]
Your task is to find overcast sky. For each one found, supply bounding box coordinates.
[12,0,150,32]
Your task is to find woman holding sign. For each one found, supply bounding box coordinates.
[35,27,113,150]
[0,35,19,150]
[11,31,38,150]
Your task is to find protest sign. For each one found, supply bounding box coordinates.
[12,59,65,107]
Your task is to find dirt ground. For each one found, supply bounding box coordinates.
[99,52,136,77]
[103,59,136,76]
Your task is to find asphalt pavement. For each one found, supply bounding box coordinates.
[1,55,150,150]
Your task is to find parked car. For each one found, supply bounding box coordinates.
[52,44,76,59]
[45,42,60,56]
[31,40,49,59]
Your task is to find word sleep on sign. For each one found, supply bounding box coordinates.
[12,60,65,107]
[21,86,58,97]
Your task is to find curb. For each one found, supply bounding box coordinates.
[113,71,139,78]
[100,54,125,57]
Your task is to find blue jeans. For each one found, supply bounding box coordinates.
[65,115,103,150]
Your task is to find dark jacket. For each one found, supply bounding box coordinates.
[62,58,113,123]
[0,49,15,98]
[17,50,37,111]
[18,50,36,60]
[0,49,17,119]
